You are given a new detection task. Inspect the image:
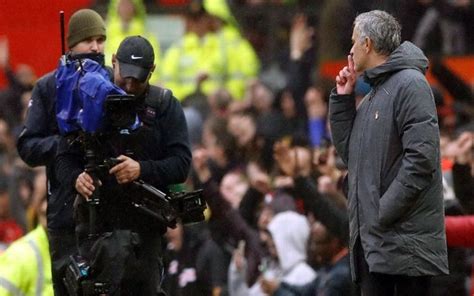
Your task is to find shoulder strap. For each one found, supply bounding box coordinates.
[145,86,172,112]
[142,86,172,126]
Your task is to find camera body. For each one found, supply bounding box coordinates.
[83,95,206,228]
[63,95,206,295]
[168,190,206,225]
[133,180,206,228]
[103,94,138,131]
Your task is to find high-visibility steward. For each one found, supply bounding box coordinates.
[203,0,260,100]
[0,226,53,296]
[161,29,259,101]
[161,32,226,101]
[217,25,260,100]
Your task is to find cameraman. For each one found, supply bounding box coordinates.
[56,35,191,295]
[16,9,108,295]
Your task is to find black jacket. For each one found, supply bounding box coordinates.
[16,71,74,232]
[55,85,192,234]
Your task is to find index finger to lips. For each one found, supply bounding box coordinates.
[348,54,355,72]
[342,66,350,77]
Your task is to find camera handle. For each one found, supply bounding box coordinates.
[132,180,169,202]
[85,148,102,237]
[82,132,104,238]
[118,128,135,159]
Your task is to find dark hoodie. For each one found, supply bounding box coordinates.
[329,41,449,280]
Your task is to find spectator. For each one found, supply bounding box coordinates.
[261,221,352,296]
[7,165,35,233]
[445,132,474,213]
[430,57,474,131]
[0,120,16,170]
[200,116,240,183]
[204,0,260,100]
[273,141,349,246]
[287,13,316,123]
[161,1,225,100]
[229,211,316,296]
[163,222,230,296]
[0,169,52,296]
[0,37,36,131]
[412,0,472,55]
[266,212,316,285]
[318,0,354,62]
[304,85,329,148]
[0,174,23,251]
[192,147,267,287]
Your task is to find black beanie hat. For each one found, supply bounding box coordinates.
[67,9,106,49]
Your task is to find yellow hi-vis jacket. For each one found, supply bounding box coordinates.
[161,28,259,101]
[161,32,225,101]
[217,25,260,100]
[203,0,260,100]
[0,226,53,296]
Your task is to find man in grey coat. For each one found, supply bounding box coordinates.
[329,10,448,296]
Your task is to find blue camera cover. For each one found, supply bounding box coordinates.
[56,57,137,134]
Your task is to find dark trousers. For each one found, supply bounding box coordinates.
[115,233,165,295]
[355,239,431,296]
[48,230,78,296]
[49,229,165,296]
[74,195,166,295]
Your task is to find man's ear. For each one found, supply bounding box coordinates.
[111,53,117,68]
[147,64,156,81]
[364,37,371,54]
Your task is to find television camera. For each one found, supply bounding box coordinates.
[56,12,205,295]
[79,94,206,233]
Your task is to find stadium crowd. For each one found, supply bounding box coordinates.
[0,0,473,295]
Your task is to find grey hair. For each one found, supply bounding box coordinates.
[354,10,401,56]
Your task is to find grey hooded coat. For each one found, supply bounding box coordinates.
[329,41,449,280]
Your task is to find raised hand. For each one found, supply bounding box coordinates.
[454,132,473,165]
[273,141,312,178]
[290,14,314,60]
[336,54,357,95]
[247,161,271,194]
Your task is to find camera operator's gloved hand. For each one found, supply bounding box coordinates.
[109,155,140,184]
[76,172,98,200]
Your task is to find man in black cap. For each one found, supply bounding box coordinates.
[16,9,107,295]
[113,35,157,96]
[65,35,191,295]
